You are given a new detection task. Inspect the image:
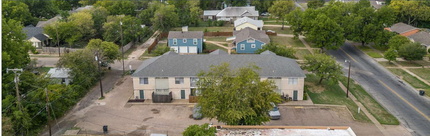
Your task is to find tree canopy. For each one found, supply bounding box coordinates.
[86,39,120,64]
[302,53,343,85]
[268,0,295,30]
[44,21,82,47]
[183,123,217,136]
[197,63,282,125]
[2,1,34,26]
[255,43,297,59]
[387,35,411,50]
[151,4,179,32]
[398,42,427,60]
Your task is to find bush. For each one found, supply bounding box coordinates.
[303,86,308,100]
[152,45,172,56]
[398,42,427,60]
[207,19,212,27]
[183,123,216,136]
[204,28,209,32]
[217,20,225,26]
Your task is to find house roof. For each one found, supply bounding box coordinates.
[234,17,264,27]
[168,31,204,39]
[389,22,418,34]
[47,68,71,78]
[409,31,430,46]
[132,51,304,78]
[203,10,222,16]
[209,49,229,55]
[34,33,49,41]
[22,26,44,40]
[261,50,276,55]
[233,27,270,43]
[216,6,259,17]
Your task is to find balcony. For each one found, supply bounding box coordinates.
[152,92,172,103]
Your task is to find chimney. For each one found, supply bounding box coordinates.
[182,26,188,32]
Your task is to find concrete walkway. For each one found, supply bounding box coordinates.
[205,41,232,54]
[127,31,160,60]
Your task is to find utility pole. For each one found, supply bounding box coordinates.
[120,16,125,74]
[345,60,351,98]
[45,88,52,136]
[7,68,23,112]
[95,54,104,98]
[56,23,60,57]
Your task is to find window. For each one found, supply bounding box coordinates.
[247,38,255,43]
[175,77,184,84]
[33,42,38,47]
[289,78,298,85]
[251,44,256,48]
[193,38,198,45]
[183,38,187,43]
[190,77,199,87]
[240,44,245,50]
[173,38,177,45]
[140,77,148,84]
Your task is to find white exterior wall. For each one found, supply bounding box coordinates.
[236,22,259,31]
[168,77,191,99]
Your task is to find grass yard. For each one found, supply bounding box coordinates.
[205,36,229,43]
[40,67,53,73]
[264,21,289,25]
[303,38,318,48]
[295,49,312,60]
[172,27,234,32]
[339,77,399,125]
[371,45,389,52]
[356,45,383,58]
[260,17,276,21]
[270,36,305,47]
[366,52,384,58]
[408,68,430,82]
[378,61,398,67]
[204,43,228,52]
[388,68,430,97]
[396,61,430,67]
[263,26,293,34]
[305,74,371,122]
[123,45,137,59]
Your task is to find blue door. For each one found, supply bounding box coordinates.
[293,90,298,101]
[139,90,144,99]
[181,90,185,99]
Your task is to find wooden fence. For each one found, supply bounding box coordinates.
[148,32,169,53]
[189,96,198,103]
[204,32,233,36]
[152,92,172,103]
[38,47,83,54]
[121,41,134,52]
[266,31,277,36]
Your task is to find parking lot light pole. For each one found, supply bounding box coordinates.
[345,60,351,98]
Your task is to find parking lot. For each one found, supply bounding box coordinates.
[72,76,383,136]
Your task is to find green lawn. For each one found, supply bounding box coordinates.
[264,21,289,25]
[205,36,229,43]
[408,68,430,82]
[303,38,318,48]
[396,61,430,67]
[378,61,398,67]
[305,74,371,122]
[356,45,374,52]
[371,45,389,52]
[172,27,234,32]
[270,36,305,47]
[204,43,227,52]
[388,68,430,97]
[356,45,383,58]
[295,49,311,60]
[260,17,276,21]
[263,26,293,34]
[366,52,384,58]
[339,77,399,125]
[40,67,52,73]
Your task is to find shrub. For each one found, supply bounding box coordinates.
[153,45,172,56]
[398,42,427,60]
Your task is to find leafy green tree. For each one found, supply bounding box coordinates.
[251,0,276,13]
[23,0,59,19]
[44,21,82,47]
[151,4,179,32]
[268,0,295,30]
[56,50,98,88]
[304,14,345,52]
[89,6,109,38]
[286,9,304,39]
[2,1,34,25]
[58,10,70,22]
[86,39,120,64]
[387,35,411,50]
[183,123,217,136]
[255,43,297,59]
[389,0,430,26]
[199,0,223,10]
[398,42,427,60]
[384,48,397,62]
[152,45,172,56]
[53,0,72,11]
[374,30,395,48]
[102,15,121,42]
[79,0,98,6]
[349,1,378,46]
[2,18,34,71]
[190,6,203,26]
[103,15,142,43]
[197,63,282,125]
[68,11,95,40]
[308,0,325,9]
[109,1,137,16]
[302,53,343,85]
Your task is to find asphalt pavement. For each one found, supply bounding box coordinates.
[327,42,430,136]
[33,57,143,71]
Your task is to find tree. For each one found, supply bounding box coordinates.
[151,4,179,32]
[56,50,98,88]
[255,43,297,59]
[68,11,95,40]
[183,123,217,136]
[304,14,345,52]
[308,0,325,9]
[398,42,427,60]
[268,0,295,30]
[251,0,276,13]
[23,0,58,19]
[86,39,120,64]
[302,53,343,85]
[44,21,82,47]
[2,1,34,25]
[384,48,397,62]
[190,6,203,26]
[197,63,282,125]
[2,18,34,71]
[152,45,172,56]
[89,6,109,38]
[387,35,411,50]
[58,10,70,22]
[349,1,378,46]
[389,0,430,26]
[286,9,304,39]
[374,30,395,48]
[102,16,121,42]
[108,1,137,16]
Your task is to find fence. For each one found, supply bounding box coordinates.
[147,32,168,53]
[204,32,233,36]
[73,129,176,136]
[38,47,83,54]
[266,31,277,36]
[120,41,134,53]
[189,96,198,103]
[152,92,172,103]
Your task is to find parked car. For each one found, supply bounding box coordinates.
[261,12,271,16]
[269,102,280,120]
[193,104,203,120]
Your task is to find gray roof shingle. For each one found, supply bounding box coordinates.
[132,51,304,78]
[168,31,204,39]
[209,49,229,55]
[47,68,71,78]
[22,26,44,40]
[233,27,270,43]
[409,31,430,46]
[203,10,222,16]
[216,6,259,17]
[389,22,418,34]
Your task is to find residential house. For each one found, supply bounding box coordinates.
[408,31,430,52]
[47,68,72,85]
[370,1,385,9]
[385,22,419,37]
[234,17,264,31]
[229,27,270,54]
[167,28,204,54]
[203,6,259,22]
[131,50,305,102]
[22,26,50,49]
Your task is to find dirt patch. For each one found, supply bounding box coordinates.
[151,109,160,114]
[305,82,325,93]
[142,117,153,122]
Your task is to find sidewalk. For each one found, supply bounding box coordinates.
[127,31,160,60]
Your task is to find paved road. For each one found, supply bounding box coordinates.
[33,57,143,71]
[327,43,430,136]
[39,70,123,136]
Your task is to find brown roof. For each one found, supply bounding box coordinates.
[409,31,430,45]
[389,22,418,34]
[168,31,204,39]
[233,27,270,43]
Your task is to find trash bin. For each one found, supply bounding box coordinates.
[103,125,108,133]
[419,90,425,96]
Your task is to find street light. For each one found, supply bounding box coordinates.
[345,60,351,98]
[96,55,104,98]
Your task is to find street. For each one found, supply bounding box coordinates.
[327,42,430,136]
[33,57,143,71]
